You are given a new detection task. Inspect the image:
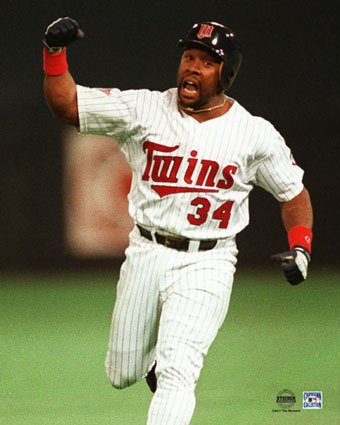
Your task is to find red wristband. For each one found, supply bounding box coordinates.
[288,226,313,253]
[43,48,68,75]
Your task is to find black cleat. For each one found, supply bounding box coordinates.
[146,362,157,393]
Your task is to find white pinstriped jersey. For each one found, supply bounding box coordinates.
[77,86,304,240]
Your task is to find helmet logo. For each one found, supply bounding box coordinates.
[197,24,214,39]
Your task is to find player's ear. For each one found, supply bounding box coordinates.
[217,62,225,94]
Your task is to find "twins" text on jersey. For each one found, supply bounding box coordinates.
[141,141,238,197]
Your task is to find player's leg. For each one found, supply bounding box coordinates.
[105,227,162,389]
[147,247,237,425]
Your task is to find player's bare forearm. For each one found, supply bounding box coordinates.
[280,187,313,231]
[271,188,313,285]
[44,72,79,127]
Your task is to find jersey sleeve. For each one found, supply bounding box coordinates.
[76,85,138,145]
[253,127,304,202]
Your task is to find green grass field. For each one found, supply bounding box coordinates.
[1,268,339,424]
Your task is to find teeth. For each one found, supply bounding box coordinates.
[183,80,198,91]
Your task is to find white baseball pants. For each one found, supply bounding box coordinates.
[105,226,238,424]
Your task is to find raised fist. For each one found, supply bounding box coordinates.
[43,17,84,51]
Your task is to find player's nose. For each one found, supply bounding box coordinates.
[186,58,202,74]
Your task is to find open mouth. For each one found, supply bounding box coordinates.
[182,79,199,94]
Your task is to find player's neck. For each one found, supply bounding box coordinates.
[178,95,232,123]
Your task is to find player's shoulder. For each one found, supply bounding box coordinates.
[132,87,172,98]
[131,87,174,104]
[233,100,273,127]
[137,87,176,102]
[77,85,163,99]
[77,85,175,108]
[234,100,282,138]
[133,88,178,114]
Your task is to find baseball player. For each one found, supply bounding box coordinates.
[42,18,313,425]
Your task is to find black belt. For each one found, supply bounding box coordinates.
[137,224,217,252]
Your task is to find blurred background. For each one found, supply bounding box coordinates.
[1,0,339,271]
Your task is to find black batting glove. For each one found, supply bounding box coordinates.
[43,17,84,51]
[271,247,311,285]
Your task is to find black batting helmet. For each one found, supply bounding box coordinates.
[178,22,242,92]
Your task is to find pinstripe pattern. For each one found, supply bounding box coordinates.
[77,86,304,240]
[105,230,162,388]
[77,84,305,424]
[105,227,237,424]
[147,254,235,424]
